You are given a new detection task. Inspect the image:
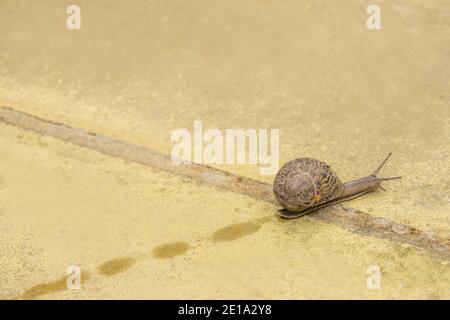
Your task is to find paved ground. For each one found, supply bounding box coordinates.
[0,0,449,299]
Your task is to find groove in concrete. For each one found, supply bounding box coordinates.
[0,106,448,261]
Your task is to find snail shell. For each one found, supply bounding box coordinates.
[273,158,344,212]
[273,153,401,218]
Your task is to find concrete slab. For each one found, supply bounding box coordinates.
[0,0,449,299]
[0,124,448,299]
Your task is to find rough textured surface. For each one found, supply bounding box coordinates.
[0,0,449,299]
[2,106,448,262]
[0,124,449,299]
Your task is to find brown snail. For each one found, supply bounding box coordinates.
[273,153,401,218]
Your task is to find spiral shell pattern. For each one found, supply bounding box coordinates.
[273,158,344,212]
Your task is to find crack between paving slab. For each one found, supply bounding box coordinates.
[0,105,449,261]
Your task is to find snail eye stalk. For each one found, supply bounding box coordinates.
[371,152,392,177]
[376,176,402,181]
[370,153,401,182]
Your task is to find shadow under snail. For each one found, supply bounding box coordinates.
[273,153,401,218]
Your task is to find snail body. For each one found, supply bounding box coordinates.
[273,153,401,218]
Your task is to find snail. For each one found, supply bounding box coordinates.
[273,153,401,218]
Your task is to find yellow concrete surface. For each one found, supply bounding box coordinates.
[0,0,449,299]
[0,124,448,299]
